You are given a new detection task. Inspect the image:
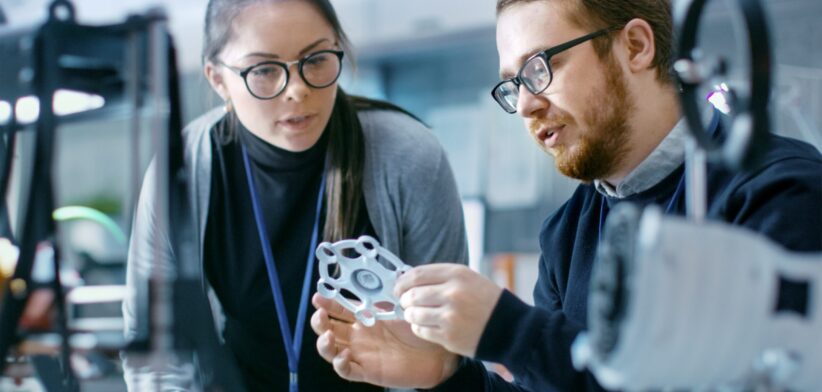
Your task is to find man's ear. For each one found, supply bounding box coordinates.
[620,18,656,74]
[204,61,230,101]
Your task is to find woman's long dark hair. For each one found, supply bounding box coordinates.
[323,91,415,242]
[204,0,416,241]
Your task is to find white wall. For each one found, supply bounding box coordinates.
[0,0,496,71]
[334,0,495,47]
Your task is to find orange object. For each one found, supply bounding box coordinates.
[20,289,55,331]
[492,254,516,291]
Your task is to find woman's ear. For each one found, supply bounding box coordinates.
[204,61,230,101]
[620,18,656,74]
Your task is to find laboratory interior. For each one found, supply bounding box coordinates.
[0,0,820,391]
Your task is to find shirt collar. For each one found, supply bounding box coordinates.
[594,117,689,198]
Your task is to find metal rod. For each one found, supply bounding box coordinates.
[148,13,173,360]
[685,138,707,222]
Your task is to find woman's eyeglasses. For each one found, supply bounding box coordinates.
[220,49,344,100]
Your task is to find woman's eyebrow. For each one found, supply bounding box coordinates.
[298,38,333,56]
[240,38,333,61]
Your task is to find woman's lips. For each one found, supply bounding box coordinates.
[277,114,316,131]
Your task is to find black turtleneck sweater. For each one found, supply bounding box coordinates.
[203,119,380,392]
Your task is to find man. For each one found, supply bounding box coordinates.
[311,0,822,390]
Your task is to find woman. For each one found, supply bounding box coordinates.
[122,0,468,390]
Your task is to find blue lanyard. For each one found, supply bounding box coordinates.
[241,145,326,392]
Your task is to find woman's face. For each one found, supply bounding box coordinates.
[206,0,339,152]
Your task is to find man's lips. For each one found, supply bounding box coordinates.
[536,125,564,147]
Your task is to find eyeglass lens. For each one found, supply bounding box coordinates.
[494,56,553,113]
[521,57,552,94]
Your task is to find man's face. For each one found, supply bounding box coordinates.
[496,2,634,182]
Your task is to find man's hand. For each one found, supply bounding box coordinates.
[395,264,503,357]
[310,293,459,389]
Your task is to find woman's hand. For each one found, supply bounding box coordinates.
[311,293,460,389]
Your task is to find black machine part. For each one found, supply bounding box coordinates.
[674,0,772,171]
[586,202,642,360]
[0,1,243,389]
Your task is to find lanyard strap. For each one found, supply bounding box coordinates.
[241,145,326,392]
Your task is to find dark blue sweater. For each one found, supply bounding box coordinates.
[432,133,822,391]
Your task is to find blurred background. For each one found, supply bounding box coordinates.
[0,0,820,389]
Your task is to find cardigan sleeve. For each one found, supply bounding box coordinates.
[358,109,469,267]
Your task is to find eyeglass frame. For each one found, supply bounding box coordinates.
[219,49,345,100]
[491,25,622,114]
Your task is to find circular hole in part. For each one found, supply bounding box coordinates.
[374,301,395,312]
[325,263,341,279]
[361,240,376,251]
[340,289,363,304]
[319,245,335,258]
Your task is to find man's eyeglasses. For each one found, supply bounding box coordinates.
[491,26,621,114]
[220,49,344,100]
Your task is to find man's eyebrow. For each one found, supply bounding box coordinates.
[499,44,552,80]
[499,67,516,80]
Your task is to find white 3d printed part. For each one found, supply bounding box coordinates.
[316,236,410,327]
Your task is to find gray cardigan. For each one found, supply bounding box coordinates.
[122,107,469,390]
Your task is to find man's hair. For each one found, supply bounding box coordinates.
[496,0,674,84]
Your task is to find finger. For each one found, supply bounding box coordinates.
[395,264,463,297]
[311,308,331,336]
[410,323,444,347]
[399,285,449,309]
[312,308,354,346]
[332,348,365,383]
[403,305,447,328]
[328,317,353,345]
[313,292,356,323]
[316,330,339,363]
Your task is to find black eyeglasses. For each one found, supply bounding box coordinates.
[491,26,622,113]
[220,49,344,100]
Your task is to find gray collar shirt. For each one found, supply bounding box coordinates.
[594,117,689,198]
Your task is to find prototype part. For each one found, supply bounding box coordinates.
[316,236,410,327]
